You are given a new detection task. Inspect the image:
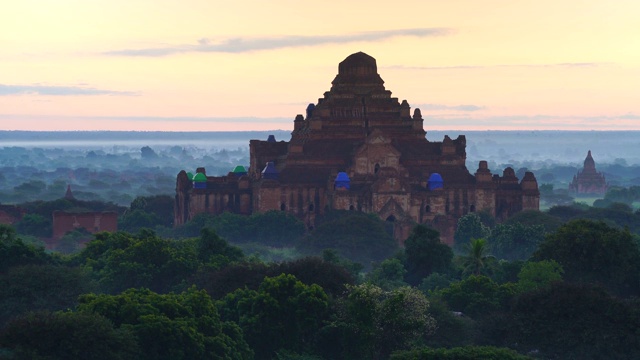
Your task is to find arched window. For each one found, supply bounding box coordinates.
[308,203,315,212]
[280,203,286,211]
[470,205,476,212]
[349,205,355,211]
[374,163,380,174]
[425,205,431,213]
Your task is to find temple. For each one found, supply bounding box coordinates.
[175,52,540,244]
[569,150,608,195]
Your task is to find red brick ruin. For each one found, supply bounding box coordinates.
[175,52,540,244]
[52,211,118,239]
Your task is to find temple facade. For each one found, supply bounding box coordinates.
[175,52,540,244]
[569,150,608,195]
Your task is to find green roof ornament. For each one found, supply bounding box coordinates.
[193,173,207,182]
[232,165,247,173]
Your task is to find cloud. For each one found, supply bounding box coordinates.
[423,114,640,130]
[387,62,608,71]
[416,103,485,112]
[105,28,452,56]
[0,84,138,96]
[0,114,291,124]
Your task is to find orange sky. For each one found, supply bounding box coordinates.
[2,0,639,131]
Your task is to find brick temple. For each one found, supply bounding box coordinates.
[174,52,540,244]
[569,150,608,195]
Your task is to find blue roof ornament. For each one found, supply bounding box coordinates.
[193,172,207,189]
[428,173,444,191]
[335,172,351,190]
[261,162,278,180]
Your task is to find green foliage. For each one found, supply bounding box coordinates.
[0,265,95,326]
[418,273,454,293]
[78,287,252,360]
[126,195,174,229]
[56,228,92,254]
[366,258,408,290]
[317,284,436,360]
[505,209,563,233]
[435,275,514,318]
[13,180,47,194]
[322,248,364,279]
[218,274,328,359]
[196,228,244,267]
[73,229,243,294]
[454,213,490,253]
[422,299,476,348]
[516,260,563,293]
[391,346,533,360]
[175,211,305,247]
[0,224,53,272]
[487,222,545,261]
[299,211,398,267]
[0,311,140,360]
[604,186,640,206]
[461,238,494,276]
[511,282,640,359]
[403,225,453,286]
[118,209,164,233]
[13,213,52,238]
[533,219,640,296]
[196,257,354,300]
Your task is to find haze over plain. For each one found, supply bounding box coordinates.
[1,0,639,131]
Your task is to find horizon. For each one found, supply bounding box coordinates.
[2,1,639,131]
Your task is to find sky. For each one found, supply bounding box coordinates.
[1,0,640,131]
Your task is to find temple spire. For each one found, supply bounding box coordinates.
[64,185,75,200]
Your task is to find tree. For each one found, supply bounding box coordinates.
[140,146,158,159]
[403,225,453,285]
[72,229,242,294]
[391,346,533,360]
[196,228,244,268]
[366,258,408,290]
[516,260,563,293]
[511,282,640,359]
[127,195,174,228]
[0,311,140,360]
[299,211,398,267]
[532,219,640,297]
[13,213,52,238]
[487,223,545,261]
[461,238,494,276]
[317,284,436,360]
[218,274,329,359]
[78,287,252,360]
[435,275,514,318]
[454,214,490,253]
[0,265,95,326]
[118,209,164,233]
[0,225,53,272]
[503,209,562,233]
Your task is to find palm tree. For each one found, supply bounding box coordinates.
[462,238,492,276]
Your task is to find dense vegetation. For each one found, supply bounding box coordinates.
[3,196,640,359]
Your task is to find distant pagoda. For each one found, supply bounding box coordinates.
[569,150,608,195]
[64,185,75,200]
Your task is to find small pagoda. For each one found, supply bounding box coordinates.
[569,150,608,195]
